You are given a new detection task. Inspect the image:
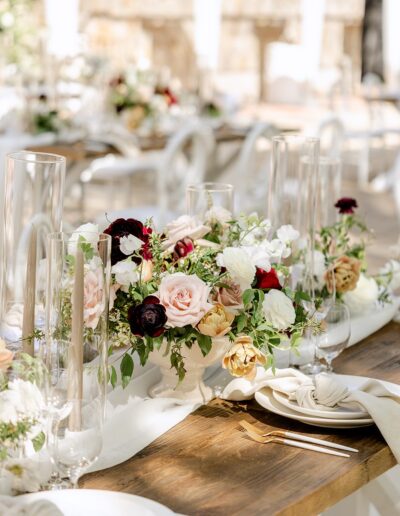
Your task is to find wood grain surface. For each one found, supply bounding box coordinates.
[82,322,400,515]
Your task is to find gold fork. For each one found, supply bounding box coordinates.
[239,420,358,452]
[239,421,351,457]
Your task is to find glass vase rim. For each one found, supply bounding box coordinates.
[186,182,234,193]
[272,134,320,144]
[7,150,66,165]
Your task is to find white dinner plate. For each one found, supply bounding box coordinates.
[272,390,369,420]
[17,489,176,516]
[255,388,374,428]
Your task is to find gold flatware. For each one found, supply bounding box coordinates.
[239,421,355,457]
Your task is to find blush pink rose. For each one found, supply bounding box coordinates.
[163,215,210,250]
[84,260,105,330]
[158,272,213,328]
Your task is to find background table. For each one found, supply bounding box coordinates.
[82,322,399,515]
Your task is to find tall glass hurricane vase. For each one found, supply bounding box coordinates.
[0,152,66,349]
[45,231,111,412]
[186,182,234,221]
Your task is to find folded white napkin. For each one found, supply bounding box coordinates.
[221,368,400,463]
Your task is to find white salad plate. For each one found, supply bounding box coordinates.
[255,388,374,428]
[17,489,176,516]
[272,390,369,420]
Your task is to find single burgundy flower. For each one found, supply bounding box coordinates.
[173,237,194,260]
[255,268,282,290]
[334,197,358,214]
[104,218,152,265]
[128,295,167,338]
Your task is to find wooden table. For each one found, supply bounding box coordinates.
[82,323,399,515]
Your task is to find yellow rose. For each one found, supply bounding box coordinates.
[325,255,361,293]
[222,336,267,380]
[198,304,234,338]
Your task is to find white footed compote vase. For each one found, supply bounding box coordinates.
[148,337,231,404]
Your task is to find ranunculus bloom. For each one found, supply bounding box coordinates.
[222,336,267,380]
[0,338,13,371]
[325,255,361,293]
[158,273,213,328]
[173,237,194,260]
[83,258,105,330]
[197,304,235,337]
[128,295,167,338]
[213,280,244,313]
[217,247,256,291]
[262,289,296,330]
[255,267,282,290]
[334,197,358,214]
[104,218,152,265]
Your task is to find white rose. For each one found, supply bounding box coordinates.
[204,206,232,226]
[276,224,300,243]
[68,223,99,255]
[343,274,379,315]
[119,234,143,255]
[380,259,400,291]
[217,247,256,291]
[262,289,296,330]
[111,259,139,292]
[163,215,210,248]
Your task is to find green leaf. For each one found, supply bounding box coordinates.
[197,333,212,357]
[110,366,117,389]
[236,313,247,333]
[242,289,255,306]
[120,353,134,388]
[32,431,45,452]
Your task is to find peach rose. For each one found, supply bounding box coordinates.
[198,304,235,337]
[163,215,210,250]
[83,258,105,330]
[0,338,13,372]
[158,272,213,328]
[213,281,244,313]
[222,336,267,380]
[325,255,361,294]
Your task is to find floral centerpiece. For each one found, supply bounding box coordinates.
[99,211,318,401]
[108,71,178,132]
[313,197,400,315]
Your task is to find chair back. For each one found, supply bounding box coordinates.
[317,116,345,159]
[234,122,279,213]
[157,122,215,217]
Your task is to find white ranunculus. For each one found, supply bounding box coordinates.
[111,259,139,292]
[119,234,143,256]
[217,247,256,291]
[343,274,379,315]
[242,246,271,272]
[276,224,300,243]
[262,289,296,330]
[380,259,400,291]
[68,223,99,255]
[204,206,232,226]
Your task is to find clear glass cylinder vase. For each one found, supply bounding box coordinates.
[0,151,66,347]
[45,231,111,411]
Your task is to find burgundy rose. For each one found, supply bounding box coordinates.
[104,218,152,265]
[128,295,167,338]
[334,198,358,214]
[255,267,282,290]
[173,237,194,260]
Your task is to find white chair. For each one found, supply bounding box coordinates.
[317,116,345,159]
[92,122,215,230]
[232,122,279,214]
